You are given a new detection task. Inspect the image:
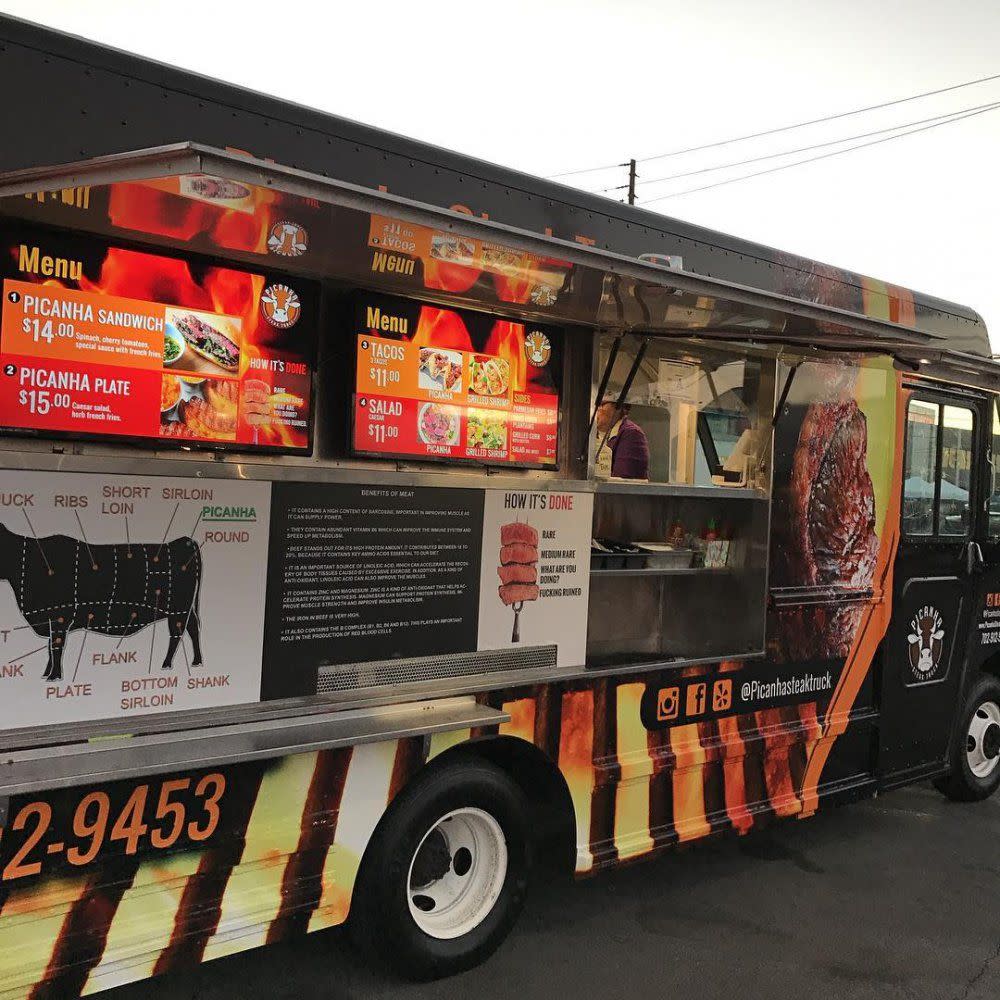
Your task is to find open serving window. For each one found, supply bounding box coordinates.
[590,334,773,489]
[586,335,774,668]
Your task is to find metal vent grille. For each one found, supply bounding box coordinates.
[316,645,558,693]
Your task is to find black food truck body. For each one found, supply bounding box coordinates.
[0,14,996,995]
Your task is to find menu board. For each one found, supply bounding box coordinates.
[352,294,561,467]
[0,223,316,453]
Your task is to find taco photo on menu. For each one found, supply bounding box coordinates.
[418,347,463,393]
[469,355,510,397]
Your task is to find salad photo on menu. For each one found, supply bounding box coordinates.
[418,402,461,447]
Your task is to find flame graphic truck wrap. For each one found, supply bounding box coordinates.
[0,13,999,998]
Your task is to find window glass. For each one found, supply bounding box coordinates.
[903,400,938,536]
[939,405,973,536]
[902,398,975,538]
[592,336,770,489]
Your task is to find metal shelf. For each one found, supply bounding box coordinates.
[595,481,768,501]
[584,649,764,672]
[0,698,509,796]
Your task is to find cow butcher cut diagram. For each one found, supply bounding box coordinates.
[0,522,203,681]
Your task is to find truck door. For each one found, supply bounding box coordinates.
[879,387,986,785]
[958,395,1000,695]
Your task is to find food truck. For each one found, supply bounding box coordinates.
[0,13,998,996]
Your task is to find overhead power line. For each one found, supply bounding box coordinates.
[547,160,629,180]
[596,97,1000,193]
[547,68,1000,179]
[640,100,1000,204]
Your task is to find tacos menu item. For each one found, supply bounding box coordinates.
[418,348,463,392]
[173,313,240,372]
[430,236,476,263]
[469,355,510,397]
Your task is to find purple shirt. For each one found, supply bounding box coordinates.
[609,417,650,479]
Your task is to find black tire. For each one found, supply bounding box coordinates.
[348,759,530,980]
[934,674,1000,802]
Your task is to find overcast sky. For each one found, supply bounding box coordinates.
[4,0,1000,347]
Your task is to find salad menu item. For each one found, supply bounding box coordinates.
[0,223,316,452]
[352,294,560,467]
[418,402,461,446]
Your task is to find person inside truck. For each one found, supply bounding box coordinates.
[595,400,650,480]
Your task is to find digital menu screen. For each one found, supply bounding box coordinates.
[0,223,316,452]
[352,294,561,467]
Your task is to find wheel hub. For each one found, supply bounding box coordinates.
[967,701,1000,779]
[406,807,508,940]
[983,723,1000,761]
[410,828,452,885]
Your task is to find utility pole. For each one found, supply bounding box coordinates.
[627,159,637,205]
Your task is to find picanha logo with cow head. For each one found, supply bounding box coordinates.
[260,283,301,329]
[907,605,946,681]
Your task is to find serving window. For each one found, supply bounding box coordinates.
[585,335,775,670]
[590,334,771,490]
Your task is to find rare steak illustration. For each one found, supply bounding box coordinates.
[497,522,540,641]
[774,394,878,660]
[0,524,203,681]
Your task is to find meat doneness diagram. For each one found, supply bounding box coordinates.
[498,523,539,642]
[0,523,203,681]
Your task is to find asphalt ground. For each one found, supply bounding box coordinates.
[109,783,1000,1000]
